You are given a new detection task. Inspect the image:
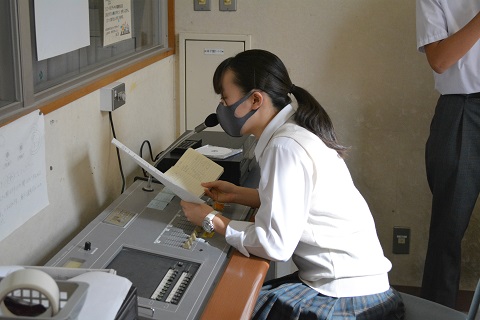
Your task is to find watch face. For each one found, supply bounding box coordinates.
[203,219,214,233]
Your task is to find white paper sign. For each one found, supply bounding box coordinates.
[103,0,132,46]
[34,0,90,61]
[0,111,49,242]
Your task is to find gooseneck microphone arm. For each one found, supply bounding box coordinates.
[153,113,219,168]
[142,113,219,192]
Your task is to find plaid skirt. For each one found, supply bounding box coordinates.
[252,272,405,320]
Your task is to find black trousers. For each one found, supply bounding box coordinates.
[421,93,480,308]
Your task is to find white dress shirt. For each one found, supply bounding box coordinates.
[225,104,391,297]
[416,0,480,94]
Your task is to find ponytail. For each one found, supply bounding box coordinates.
[290,85,348,158]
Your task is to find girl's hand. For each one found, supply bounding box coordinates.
[180,201,212,227]
[202,180,238,204]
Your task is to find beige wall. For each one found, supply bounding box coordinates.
[175,0,480,289]
[1,0,478,292]
[0,57,176,266]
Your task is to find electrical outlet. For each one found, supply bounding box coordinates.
[219,0,236,11]
[194,0,211,11]
[100,82,126,112]
[392,227,410,254]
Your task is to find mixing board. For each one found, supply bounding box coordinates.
[45,179,254,319]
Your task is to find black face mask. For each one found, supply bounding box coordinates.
[216,91,257,137]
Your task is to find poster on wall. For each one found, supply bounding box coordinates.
[0,111,49,243]
[34,0,90,61]
[103,0,132,46]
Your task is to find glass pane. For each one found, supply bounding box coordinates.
[0,1,18,108]
[32,0,165,93]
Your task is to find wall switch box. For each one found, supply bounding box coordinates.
[100,82,126,112]
[219,0,236,11]
[393,227,410,254]
[194,0,211,11]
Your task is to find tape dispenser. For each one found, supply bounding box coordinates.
[0,269,60,318]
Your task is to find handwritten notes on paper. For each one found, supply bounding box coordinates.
[0,111,49,242]
[164,148,224,197]
[103,0,132,46]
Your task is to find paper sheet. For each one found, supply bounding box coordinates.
[111,138,204,204]
[68,272,132,320]
[0,111,49,242]
[164,148,224,196]
[34,0,90,60]
[103,0,132,46]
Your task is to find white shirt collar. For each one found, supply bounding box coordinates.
[254,104,295,161]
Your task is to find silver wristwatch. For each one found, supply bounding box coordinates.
[202,211,219,233]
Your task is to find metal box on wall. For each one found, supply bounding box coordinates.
[178,33,251,133]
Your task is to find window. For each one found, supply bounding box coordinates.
[1,0,173,124]
[0,1,21,113]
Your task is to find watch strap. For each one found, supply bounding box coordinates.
[206,210,219,221]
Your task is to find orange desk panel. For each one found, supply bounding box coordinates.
[201,250,270,320]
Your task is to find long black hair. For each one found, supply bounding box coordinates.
[213,49,347,158]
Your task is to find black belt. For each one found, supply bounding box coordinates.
[466,92,480,99]
[444,92,480,99]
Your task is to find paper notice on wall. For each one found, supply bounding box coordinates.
[34,0,90,61]
[103,0,132,46]
[0,111,49,242]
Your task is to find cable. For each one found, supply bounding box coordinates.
[109,112,126,194]
[139,140,155,177]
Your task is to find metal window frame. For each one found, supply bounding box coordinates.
[0,0,24,119]
[1,0,170,123]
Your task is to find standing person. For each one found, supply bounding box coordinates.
[416,0,480,309]
[180,49,405,319]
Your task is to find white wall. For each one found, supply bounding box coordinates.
[175,0,480,289]
[0,56,176,266]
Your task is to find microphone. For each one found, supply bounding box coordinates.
[142,113,219,192]
[194,113,219,133]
